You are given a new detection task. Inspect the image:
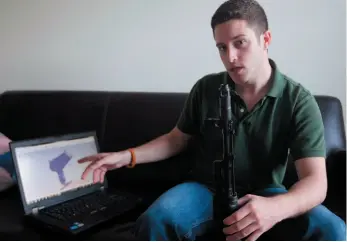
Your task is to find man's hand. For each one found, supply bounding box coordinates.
[222,194,283,241]
[78,151,131,183]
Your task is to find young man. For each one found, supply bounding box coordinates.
[79,0,346,240]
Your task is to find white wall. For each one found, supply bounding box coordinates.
[0,0,345,120]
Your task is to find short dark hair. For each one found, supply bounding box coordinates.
[211,0,269,36]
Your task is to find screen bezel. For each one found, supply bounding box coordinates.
[10,131,108,215]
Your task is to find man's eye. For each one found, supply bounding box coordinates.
[218,46,226,52]
[235,39,246,47]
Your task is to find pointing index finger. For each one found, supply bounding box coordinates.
[78,153,107,163]
[80,154,107,180]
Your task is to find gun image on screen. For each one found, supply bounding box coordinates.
[205,84,239,240]
[49,151,72,186]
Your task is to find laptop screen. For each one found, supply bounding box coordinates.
[10,132,106,214]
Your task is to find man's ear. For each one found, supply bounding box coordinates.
[263,30,272,50]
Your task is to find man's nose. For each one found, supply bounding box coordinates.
[226,48,237,63]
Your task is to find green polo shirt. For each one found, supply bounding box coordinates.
[177,59,326,194]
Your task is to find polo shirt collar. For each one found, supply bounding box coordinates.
[266,59,285,98]
[225,58,285,98]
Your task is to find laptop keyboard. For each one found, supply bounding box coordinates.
[41,191,129,221]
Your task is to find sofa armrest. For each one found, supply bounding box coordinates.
[327,149,346,194]
[324,149,346,220]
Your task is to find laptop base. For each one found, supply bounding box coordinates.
[25,188,142,236]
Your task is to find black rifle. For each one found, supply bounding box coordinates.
[206,83,239,240]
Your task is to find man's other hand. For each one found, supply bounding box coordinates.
[222,194,283,241]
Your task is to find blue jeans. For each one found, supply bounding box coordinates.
[134,182,346,240]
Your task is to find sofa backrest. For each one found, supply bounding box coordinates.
[0,91,109,142]
[0,91,345,189]
[316,96,346,155]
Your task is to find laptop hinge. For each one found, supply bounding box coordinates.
[32,206,45,215]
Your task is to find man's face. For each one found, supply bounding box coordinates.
[214,19,270,85]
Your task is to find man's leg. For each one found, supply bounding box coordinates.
[254,187,346,241]
[133,182,215,240]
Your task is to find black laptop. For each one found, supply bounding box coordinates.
[9,131,142,235]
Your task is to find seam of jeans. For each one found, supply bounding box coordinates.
[182,215,213,240]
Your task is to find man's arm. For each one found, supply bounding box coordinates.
[272,92,327,220]
[79,79,202,179]
[118,127,192,165]
[271,157,327,220]
[117,79,201,166]
[80,127,192,181]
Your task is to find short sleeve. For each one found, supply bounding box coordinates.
[176,81,201,135]
[289,93,326,161]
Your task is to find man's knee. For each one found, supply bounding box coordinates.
[320,213,346,241]
[136,200,173,228]
[134,197,176,240]
[306,205,346,240]
[134,182,214,240]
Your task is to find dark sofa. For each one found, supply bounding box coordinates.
[0,90,345,240]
